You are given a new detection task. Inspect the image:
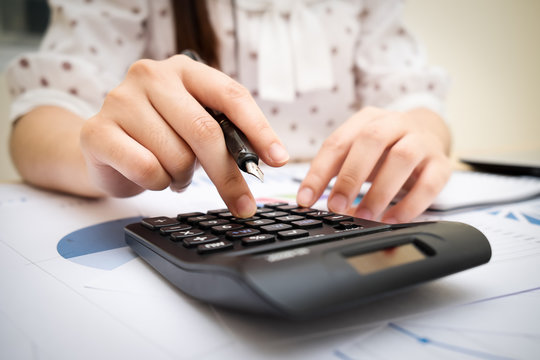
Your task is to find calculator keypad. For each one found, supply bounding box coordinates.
[140,204,384,254]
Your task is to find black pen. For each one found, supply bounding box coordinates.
[181,50,264,182]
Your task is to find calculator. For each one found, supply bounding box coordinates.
[124,202,491,319]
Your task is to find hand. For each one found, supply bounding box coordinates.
[296,107,451,223]
[80,55,289,217]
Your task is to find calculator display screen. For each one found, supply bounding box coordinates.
[346,243,426,275]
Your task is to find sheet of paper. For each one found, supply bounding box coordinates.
[0,183,234,360]
[335,287,540,360]
[430,171,540,211]
[81,168,540,358]
[0,240,169,360]
[1,165,540,360]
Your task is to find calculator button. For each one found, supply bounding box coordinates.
[276,215,305,223]
[187,214,217,224]
[276,204,299,211]
[263,202,289,208]
[170,229,205,241]
[211,223,244,234]
[277,229,309,240]
[337,221,362,230]
[261,211,289,219]
[323,214,352,224]
[291,219,323,229]
[159,223,192,235]
[255,207,274,214]
[217,212,235,219]
[183,235,220,247]
[245,219,275,227]
[206,208,229,215]
[197,240,233,254]
[177,212,205,220]
[290,208,316,215]
[306,211,333,219]
[233,216,261,223]
[261,223,293,233]
[141,217,179,230]
[226,228,260,239]
[198,219,230,229]
[241,234,275,246]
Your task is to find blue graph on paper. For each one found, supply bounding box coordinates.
[57,217,142,270]
[488,208,540,226]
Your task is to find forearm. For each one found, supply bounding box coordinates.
[9,106,105,197]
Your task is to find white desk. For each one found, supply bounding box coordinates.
[1,165,539,359]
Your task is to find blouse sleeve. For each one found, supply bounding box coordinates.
[355,0,449,117]
[5,0,150,122]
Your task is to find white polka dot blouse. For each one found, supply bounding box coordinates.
[5,0,449,160]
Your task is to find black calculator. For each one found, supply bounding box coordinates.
[124,202,491,319]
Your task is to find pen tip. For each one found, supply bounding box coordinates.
[245,161,264,182]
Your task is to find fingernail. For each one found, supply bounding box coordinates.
[297,187,314,206]
[235,193,256,218]
[329,193,348,214]
[268,143,289,164]
[355,208,373,220]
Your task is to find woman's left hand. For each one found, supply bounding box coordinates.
[296,107,452,223]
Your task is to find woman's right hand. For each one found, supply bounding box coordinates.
[80,55,289,217]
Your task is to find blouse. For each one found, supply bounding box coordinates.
[5,0,448,159]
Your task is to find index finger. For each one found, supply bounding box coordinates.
[127,59,257,217]
[173,55,290,167]
[163,93,257,218]
[297,108,387,209]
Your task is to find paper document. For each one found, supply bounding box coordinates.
[1,164,539,360]
[430,171,540,211]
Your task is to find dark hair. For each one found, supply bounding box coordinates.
[171,0,220,67]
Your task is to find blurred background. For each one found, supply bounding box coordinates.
[1,0,539,181]
[1,0,48,180]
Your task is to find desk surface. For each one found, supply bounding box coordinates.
[1,164,540,360]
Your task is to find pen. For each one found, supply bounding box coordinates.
[181,49,264,182]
